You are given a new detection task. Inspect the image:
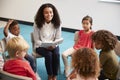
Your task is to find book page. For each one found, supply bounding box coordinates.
[41,38,63,47]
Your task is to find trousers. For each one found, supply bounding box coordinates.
[36,46,60,76]
[25,54,36,72]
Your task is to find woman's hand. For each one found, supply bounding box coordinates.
[47,45,56,50]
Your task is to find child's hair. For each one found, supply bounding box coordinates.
[82,15,93,29]
[91,29,117,51]
[72,47,100,78]
[35,3,61,29]
[9,20,19,30]
[6,37,29,58]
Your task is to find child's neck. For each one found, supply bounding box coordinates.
[10,57,24,60]
[84,29,91,33]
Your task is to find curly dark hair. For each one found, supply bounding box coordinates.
[72,48,100,78]
[35,3,61,29]
[9,20,18,30]
[91,30,117,51]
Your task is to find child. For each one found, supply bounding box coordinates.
[33,3,62,80]
[62,15,94,77]
[91,29,119,80]
[3,20,41,79]
[67,48,100,80]
[3,37,37,80]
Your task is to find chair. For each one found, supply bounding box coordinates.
[31,32,61,74]
[0,70,32,80]
[0,38,8,61]
[74,31,79,43]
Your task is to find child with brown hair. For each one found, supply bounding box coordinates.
[62,15,94,77]
[3,37,36,80]
[67,48,100,80]
[91,29,119,80]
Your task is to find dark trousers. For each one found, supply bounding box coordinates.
[36,46,60,76]
[25,54,36,72]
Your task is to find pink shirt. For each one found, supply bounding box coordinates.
[73,30,94,50]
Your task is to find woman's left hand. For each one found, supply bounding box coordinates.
[47,46,56,50]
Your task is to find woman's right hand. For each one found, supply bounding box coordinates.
[47,45,56,50]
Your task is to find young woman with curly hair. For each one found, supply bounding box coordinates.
[33,3,61,80]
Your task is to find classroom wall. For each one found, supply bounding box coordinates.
[0,0,120,35]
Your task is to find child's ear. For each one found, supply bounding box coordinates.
[15,51,19,57]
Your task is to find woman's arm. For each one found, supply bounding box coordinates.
[54,26,62,41]
[33,23,42,48]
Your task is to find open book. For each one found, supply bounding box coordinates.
[41,38,63,47]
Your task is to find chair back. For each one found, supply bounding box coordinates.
[0,38,6,53]
[31,32,35,51]
[31,32,42,58]
[74,31,79,44]
[0,70,32,80]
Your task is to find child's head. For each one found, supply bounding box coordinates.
[6,37,29,58]
[92,30,117,51]
[82,15,93,31]
[9,20,20,36]
[35,3,61,28]
[72,47,100,78]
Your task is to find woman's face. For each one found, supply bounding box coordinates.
[43,7,54,23]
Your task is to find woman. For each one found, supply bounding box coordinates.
[33,3,62,80]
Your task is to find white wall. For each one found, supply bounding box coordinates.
[0,0,120,35]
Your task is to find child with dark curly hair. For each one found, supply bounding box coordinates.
[91,29,119,80]
[67,48,100,80]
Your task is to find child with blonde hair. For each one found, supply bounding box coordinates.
[67,48,100,80]
[3,37,36,80]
